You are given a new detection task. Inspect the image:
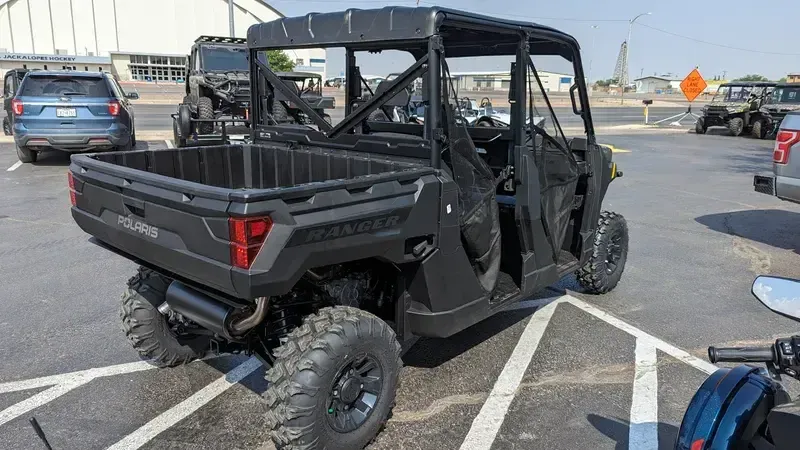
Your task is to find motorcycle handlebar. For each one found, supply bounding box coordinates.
[708,346,775,363]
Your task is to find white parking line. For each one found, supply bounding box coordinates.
[0,359,156,394]
[106,357,263,450]
[629,340,659,450]
[0,378,89,427]
[6,161,22,171]
[460,299,561,450]
[165,139,174,149]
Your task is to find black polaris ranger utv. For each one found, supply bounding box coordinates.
[173,36,251,147]
[68,7,627,449]
[696,81,776,137]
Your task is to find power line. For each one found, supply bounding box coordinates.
[636,23,800,56]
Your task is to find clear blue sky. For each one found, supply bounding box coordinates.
[269,0,799,81]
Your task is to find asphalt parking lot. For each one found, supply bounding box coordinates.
[2,129,800,450]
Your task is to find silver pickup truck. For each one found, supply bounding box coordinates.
[754,111,800,203]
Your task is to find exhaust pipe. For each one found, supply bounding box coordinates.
[165,281,268,340]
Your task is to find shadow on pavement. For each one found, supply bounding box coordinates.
[696,209,800,255]
[586,414,679,450]
[29,141,159,167]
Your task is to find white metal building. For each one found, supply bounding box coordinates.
[449,70,575,93]
[0,0,326,81]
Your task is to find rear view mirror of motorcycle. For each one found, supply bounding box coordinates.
[752,276,800,321]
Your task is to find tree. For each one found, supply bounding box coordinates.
[733,74,769,82]
[267,50,295,72]
[594,78,619,88]
[778,77,788,83]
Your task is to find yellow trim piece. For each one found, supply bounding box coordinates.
[601,144,632,153]
[611,162,617,180]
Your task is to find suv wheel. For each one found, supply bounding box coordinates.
[265,306,402,450]
[576,211,629,294]
[2,116,12,136]
[728,117,744,136]
[173,118,187,148]
[196,96,215,134]
[16,145,37,163]
[695,117,706,135]
[120,267,209,367]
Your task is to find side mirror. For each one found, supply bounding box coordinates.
[125,92,140,100]
[569,83,582,115]
[508,62,517,104]
[752,276,800,321]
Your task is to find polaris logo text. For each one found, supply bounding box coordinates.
[117,215,159,239]
[304,216,400,244]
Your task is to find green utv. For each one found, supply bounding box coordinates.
[68,7,628,449]
[758,83,800,138]
[696,81,776,137]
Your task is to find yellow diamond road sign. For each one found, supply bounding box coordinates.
[680,69,708,103]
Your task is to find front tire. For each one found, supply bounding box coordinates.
[264,306,402,450]
[576,211,629,294]
[120,267,208,367]
[196,96,215,134]
[16,145,37,163]
[728,117,744,136]
[695,117,706,135]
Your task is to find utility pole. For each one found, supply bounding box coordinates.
[228,0,235,37]
[622,12,651,105]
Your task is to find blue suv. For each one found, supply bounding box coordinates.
[12,71,139,163]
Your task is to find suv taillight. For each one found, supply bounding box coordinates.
[108,100,121,116]
[229,216,273,269]
[67,172,77,206]
[11,98,23,115]
[774,130,800,164]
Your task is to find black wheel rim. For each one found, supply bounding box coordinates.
[327,354,383,433]
[605,231,624,275]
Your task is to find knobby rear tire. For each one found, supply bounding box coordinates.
[576,211,629,294]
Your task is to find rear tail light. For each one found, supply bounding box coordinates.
[11,98,23,115]
[690,439,704,450]
[108,100,121,116]
[774,130,800,164]
[229,216,273,269]
[67,172,77,206]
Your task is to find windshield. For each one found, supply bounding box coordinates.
[201,45,248,71]
[713,85,755,103]
[19,75,110,97]
[771,87,800,104]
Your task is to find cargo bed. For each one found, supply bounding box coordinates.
[69,144,438,298]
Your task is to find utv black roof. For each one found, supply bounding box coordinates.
[774,83,800,88]
[720,81,777,88]
[195,35,246,45]
[275,72,322,79]
[247,6,579,60]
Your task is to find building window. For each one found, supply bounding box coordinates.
[43,65,47,70]
[85,66,88,71]
[88,52,94,56]
[296,58,304,66]
[99,67,102,72]
[56,49,68,55]
[22,64,26,69]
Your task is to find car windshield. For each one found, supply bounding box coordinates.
[771,87,800,104]
[201,45,248,71]
[19,75,110,97]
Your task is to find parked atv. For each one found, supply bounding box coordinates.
[3,68,31,136]
[696,81,776,137]
[173,36,251,147]
[757,83,800,139]
[68,7,628,449]
[272,72,334,125]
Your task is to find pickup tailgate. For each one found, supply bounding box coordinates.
[68,144,436,298]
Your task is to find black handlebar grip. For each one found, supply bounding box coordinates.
[708,346,775,363]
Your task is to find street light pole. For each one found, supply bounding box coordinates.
[228,0,235,37]
[588,25,598,89]
[622,12,651,105]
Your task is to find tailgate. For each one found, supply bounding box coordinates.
[69,157,239,295]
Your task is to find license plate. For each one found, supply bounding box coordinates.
[56,107,77,118]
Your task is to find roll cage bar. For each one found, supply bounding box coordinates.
[247,7,593,169]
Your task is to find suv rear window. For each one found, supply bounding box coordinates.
[19,75,111,97]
